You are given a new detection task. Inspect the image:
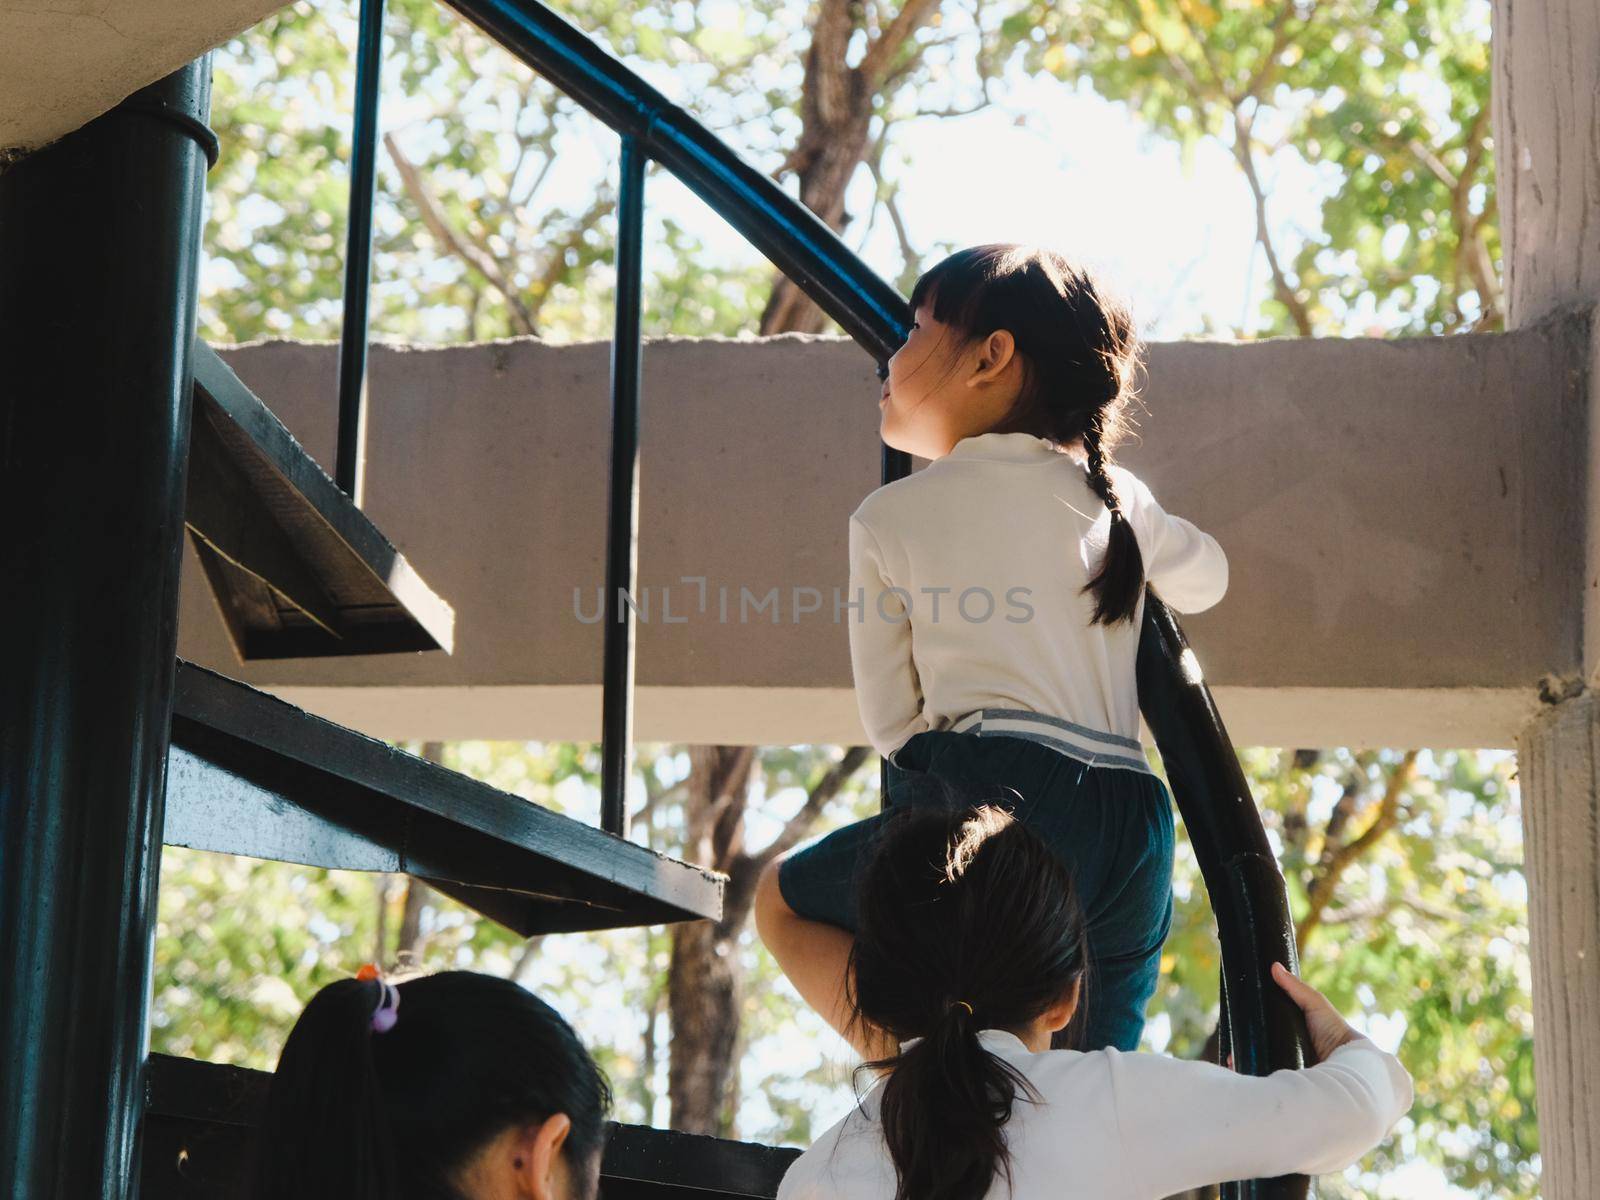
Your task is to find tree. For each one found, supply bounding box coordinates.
[999,0,1501,336]
[1153,747,1536,1199]
[664,745,870,1133]
[757,0,945,332]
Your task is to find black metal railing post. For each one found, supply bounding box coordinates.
[599,135,647,837]
[335,0,388,502]
[0,57,214,1200]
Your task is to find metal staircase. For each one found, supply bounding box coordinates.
[0,0,1311,1196]
[186,344,455,661]
[165,662,723,935]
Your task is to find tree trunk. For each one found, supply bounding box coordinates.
[395,877,430,967]
[664,741,870,1132]
[758,109,871,334]
[757,0,942,334]
[667,745,757,1134]
[667,909,744,1134]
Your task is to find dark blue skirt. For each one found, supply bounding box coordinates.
[777,728,1175,1052]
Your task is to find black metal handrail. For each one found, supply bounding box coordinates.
[325,4,1311,1193]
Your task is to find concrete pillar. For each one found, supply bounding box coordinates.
[1492,0,1600,326]
[1493,0,1600,1194]
[1515,697,1600,1196]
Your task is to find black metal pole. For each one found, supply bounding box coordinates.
[335,0,387,502]
[0,57,213,1200]
[1136,595,1313,1200]
[600,135,646,837]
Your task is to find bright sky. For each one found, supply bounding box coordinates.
[646,69,1288,340]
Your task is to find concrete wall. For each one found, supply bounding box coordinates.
[175,320,1589,750]
[0,0,288,155]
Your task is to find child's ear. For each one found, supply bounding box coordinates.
[1044,977,1082,1033]
[968,329,1017,384]
[513,1113,573,1200]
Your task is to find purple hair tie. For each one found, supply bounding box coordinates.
[371,980,401,1033]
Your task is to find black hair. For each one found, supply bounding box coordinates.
[845,778,1090,1200]
[909,243,1146,624]
[253,970,612,1200]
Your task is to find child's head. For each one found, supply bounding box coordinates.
[253,970,612,1200]
[846,786,1089,1200]
[882,244,1147,624]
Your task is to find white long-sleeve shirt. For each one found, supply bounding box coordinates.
[776,1030,1414,1200]
[848,431,1228,763]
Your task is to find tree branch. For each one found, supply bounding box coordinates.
[1167,0,1234,104]
[752,746,873,869]
[1238,0,1301,102]
[1229,111,1315,335]
[525,187,616,322]
[859,0,945,89]
[864,134,919,275]
[1298,750,1420,949]
[383,132,539,336]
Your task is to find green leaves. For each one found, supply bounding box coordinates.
[997,0,1501,335]
[1149,747,1537,1197]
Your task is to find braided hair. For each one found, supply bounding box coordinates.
[908,244,1146,624]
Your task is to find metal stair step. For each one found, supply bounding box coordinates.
[166,661,724,935]
[187,341,455,660]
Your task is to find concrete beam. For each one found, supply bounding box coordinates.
[174,319,1587,750]
[0,0,289,156]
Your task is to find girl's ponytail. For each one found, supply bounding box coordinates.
[1081,415,1145,626]
[848,789,1088,1200]
[254,977,397,1200]
[873,998,1039,1200]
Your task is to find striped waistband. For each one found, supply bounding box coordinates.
[947,707,1155,776]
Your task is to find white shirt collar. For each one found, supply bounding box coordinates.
[938,431,1066,465]
[897,1028,1033,1056]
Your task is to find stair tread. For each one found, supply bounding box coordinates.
[167,661,724,936]
[187,340,455,661]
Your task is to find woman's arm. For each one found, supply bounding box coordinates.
[1110,466,1228,614]
[847,514,929,756]
[1106,964,1413,1195]
[1107,1037,1413,1195]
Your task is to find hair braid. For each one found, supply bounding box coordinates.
[1081,414,1145,625]
[1082,421,1118,514]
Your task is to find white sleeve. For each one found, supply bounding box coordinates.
[1106,1039,1414,1197]
[847,514,929,758]
[1111,466,1229,614]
